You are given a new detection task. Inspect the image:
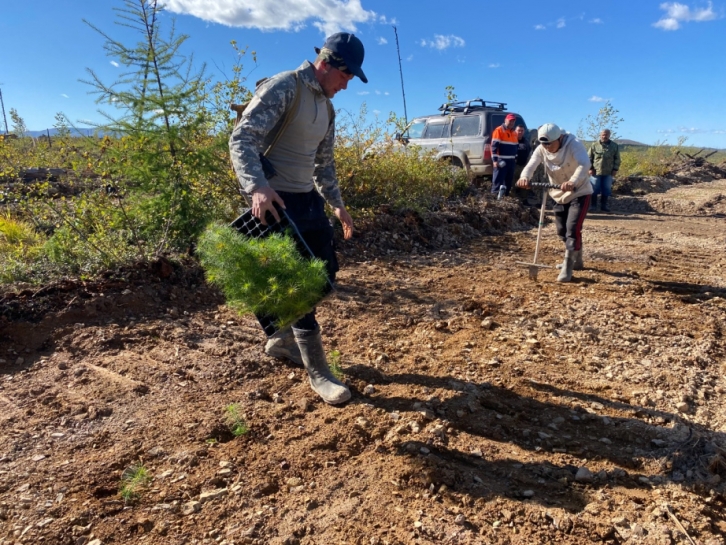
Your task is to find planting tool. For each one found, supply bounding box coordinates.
[515,182,559,281]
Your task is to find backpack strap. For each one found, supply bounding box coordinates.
[263,74,303,157]
[230,73,333,155]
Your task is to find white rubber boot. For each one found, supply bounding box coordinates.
[293,327,351,405]
[556,250,575,282]
[556,248,584,271]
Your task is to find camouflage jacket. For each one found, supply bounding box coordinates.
[588,139,621,175]
[228,61,344,209]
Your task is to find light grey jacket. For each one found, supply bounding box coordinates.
[228,61,344,209]
[521,133,593,204]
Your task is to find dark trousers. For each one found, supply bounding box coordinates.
[553,194,591,252]
[491,160,515,196]
[277,190,339,331]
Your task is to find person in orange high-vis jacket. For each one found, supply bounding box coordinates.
[491,113,519,196]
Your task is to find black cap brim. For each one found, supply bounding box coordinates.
[351,65,368,84]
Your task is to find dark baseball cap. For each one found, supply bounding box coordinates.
[314,32,368,83]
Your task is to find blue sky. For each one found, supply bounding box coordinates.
[1,0,725,147]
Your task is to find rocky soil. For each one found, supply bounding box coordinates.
[1,176,726,545]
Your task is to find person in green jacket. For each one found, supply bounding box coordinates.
[588,129,620,212]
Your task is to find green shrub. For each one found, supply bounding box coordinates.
[335,106,470,211]
[197,223,328,329]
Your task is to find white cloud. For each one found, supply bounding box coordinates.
[534,24,546,30]
[379,15,396,25]
[653,1,717,30]
[61,94,69,98]
[590,18,603,24]
[357,91,370,95]
[406,54,414,61]
[588,95,610,102]
[556,18,566,29]
[377,37,388,45]
[384,91,389,95]
[419,34,465,50]
[375,90,381,95]
[164,0,376,35]
[488,63,500,68]
[110,61,120,67]
[373,109,381,115]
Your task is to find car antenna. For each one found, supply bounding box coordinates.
[392,26,408,127]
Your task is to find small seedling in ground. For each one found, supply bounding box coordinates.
[328,350,344,380]
[225,403,250,437]
[119,464,151,503]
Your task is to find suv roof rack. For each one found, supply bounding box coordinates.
[438,98,507,115]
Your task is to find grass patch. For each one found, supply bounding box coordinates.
[119,464,151,503]
[0,213,46,283]
[225,403,250,437]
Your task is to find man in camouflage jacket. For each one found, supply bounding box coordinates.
[588,129,620,212]
[229,32,367,405]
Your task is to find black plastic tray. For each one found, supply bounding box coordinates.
[229,203,334,337]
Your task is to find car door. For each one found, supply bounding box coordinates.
[420,117,451,156]
[450,114,482,162]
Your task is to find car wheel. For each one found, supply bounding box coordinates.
[443,157,470,180]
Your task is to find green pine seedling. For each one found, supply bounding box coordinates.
[328,349,344,380]
[198,223,329,329]
[225,403,250,437]
[119,464,151,504]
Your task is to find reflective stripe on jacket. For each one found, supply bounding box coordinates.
[491,125,518,160]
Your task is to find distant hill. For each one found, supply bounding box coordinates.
[25,128,101,138]
[579,138,648,147]
[615,138,647,147]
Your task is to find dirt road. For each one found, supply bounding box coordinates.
[1,179,725,544]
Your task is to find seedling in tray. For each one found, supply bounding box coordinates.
[198,208,332,334]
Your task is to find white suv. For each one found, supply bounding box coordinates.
[395,98,532,177]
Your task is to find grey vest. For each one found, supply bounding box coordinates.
[267,83,330,193]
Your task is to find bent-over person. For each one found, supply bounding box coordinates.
[516,123,592,282]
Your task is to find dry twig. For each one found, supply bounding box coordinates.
[664,504,698,545]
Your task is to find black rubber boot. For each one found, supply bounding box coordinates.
[556,250,575,282]
[601,195,611,212]
[590,196,598,211]
[293,327,351,405]
[265,327,303,366]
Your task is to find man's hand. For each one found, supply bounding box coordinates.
[334,207,354,240]
[589,168,596,176]
[516,178,530,189]
[561,181,575,192]
[251,187,285,225]
[611,169,618,176]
